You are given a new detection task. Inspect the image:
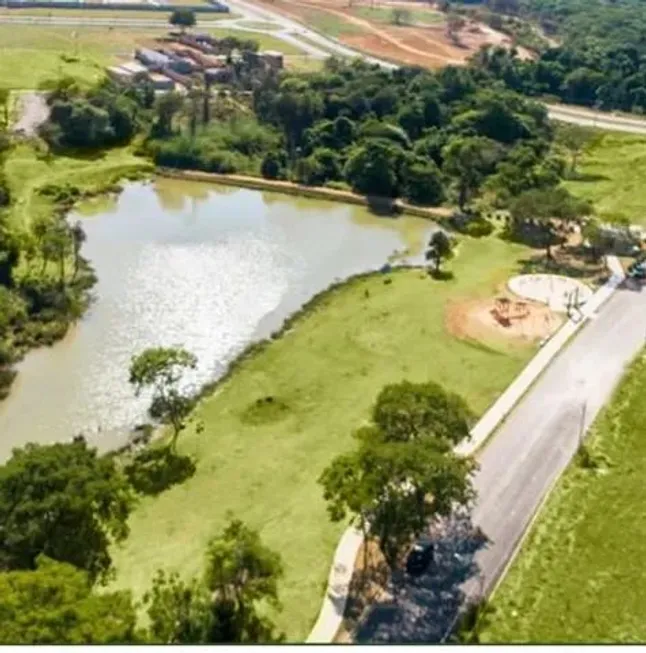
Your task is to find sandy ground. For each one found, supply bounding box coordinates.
[445,294,563,344]
[249,0,530,68]
[12,91,49,136]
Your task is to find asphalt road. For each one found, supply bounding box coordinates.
[356,279,646,642]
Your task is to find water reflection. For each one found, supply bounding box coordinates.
[0,180,431,460]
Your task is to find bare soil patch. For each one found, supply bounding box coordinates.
[445,295,563,345]
[250,0,526,68]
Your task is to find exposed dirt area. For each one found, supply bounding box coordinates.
[445,294,563,344]
[251,0,531,68]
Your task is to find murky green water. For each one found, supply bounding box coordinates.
[0,179,430,459]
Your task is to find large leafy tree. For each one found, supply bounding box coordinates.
[442,136,503,210]
[204,518,284,643]
[425,230,454,275]
[144,570,214,644]
[371,380,473,446]
[0,437,135,582]
[0,557,138,644]
[169,8,196,32]
[343,138,406,198]
[320,381,476,573]
[129,346,198,451]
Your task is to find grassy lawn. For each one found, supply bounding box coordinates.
[0,24,158,88]
[564,132,646,226]
[4,143,150,230]
[109,235,538,642]
[297,8,363,38]
[284,54,326,73]
[0,6,237,19]
[352,5,444,26]
[480,349,646,643]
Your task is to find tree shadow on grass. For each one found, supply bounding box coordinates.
[124,447,197,497]
[353,508,489,643]
[566,172,609,183]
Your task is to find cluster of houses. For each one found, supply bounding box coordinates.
[107,32,284,93]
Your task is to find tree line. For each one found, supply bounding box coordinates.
[40,56,573,213]
[458,0,646,114]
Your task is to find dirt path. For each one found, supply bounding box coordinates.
[295,1,462,65]
[13,91,49,136]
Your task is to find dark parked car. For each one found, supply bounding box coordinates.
[405,537,435,576]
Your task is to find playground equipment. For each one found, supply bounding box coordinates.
[507,274,593,313]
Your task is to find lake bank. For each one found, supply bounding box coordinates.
[0,178,434,459]
[156,167,454,222]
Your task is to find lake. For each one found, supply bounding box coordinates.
[0,178,430,460]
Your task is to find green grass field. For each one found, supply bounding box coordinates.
[4,143,150,230]
[0,24,303,88]
[109,235,538,642]
[297,7,363,38]
[564,132,646,226]
[480,349,646,643]
[351,5,444,26]
[0,6,237,19]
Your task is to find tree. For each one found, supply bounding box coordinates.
[442,136,502,210]
[260,150,287,180]
[169,8,196,33]
[555,124,592,176]
[371,380,473,446]
[204,518,284,643]
[153,91,184,138]
[0,438,135,582]
[403,161,445,206]
[144,570,213,644]
[509,187,592,257]
[129,346,198,451]
[425,229,453,274]
[391,7,412,25]
[70,220,86,281]
[320,381,476,573]
[0,557,138,644]
[446,12,466,43]
[320,429,475,573]
[343,139,406,198]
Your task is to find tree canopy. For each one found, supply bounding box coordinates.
[0,438,134,582]
[0,557,137,644]
[320,381,476,572]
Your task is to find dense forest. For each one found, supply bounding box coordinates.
[458,0,646,113]
[52,58,566,211]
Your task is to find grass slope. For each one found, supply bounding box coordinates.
[110,235,537,642]
[564,132,646,226]
[481,349,646,643]
[4,143,150,230]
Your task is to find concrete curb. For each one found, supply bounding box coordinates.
[305,257,625,644]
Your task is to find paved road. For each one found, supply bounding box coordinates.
[7,5,646,132]
[355,279,646,642]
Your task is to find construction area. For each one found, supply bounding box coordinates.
[245,0,532,68]
[107,31,284,92]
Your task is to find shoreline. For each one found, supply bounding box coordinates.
[156,167,454,222]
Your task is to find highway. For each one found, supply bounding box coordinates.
[4,6,646,133]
